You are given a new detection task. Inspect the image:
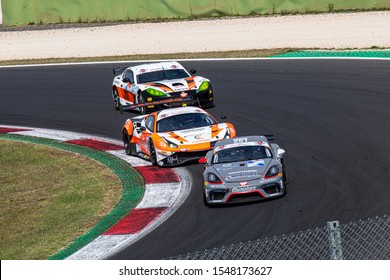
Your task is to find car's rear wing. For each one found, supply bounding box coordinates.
[264,134,275,142]
[113,66,129,75]
[119,96,197,114]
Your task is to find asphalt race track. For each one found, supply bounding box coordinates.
[1,59,389,259]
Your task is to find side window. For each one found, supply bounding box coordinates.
[145,116,155,132]
[124,70,134,83]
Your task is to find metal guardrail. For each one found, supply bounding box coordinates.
[168,215,389,260]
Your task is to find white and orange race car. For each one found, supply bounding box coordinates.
[121,106,236,166]
[112,61,214,114]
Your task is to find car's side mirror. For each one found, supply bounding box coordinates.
[198,157,207,164]
[140,126,147,131]
[277,148,285,158]
[190,69,197,75]
[221,116,227,121]
[123,78,130,83]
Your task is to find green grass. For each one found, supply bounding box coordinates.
[0,140,121,259]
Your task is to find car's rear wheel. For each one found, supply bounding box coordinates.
[138,92,146,115]
[113,88,120,110]
[149,140,158,166]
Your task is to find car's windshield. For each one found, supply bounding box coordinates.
[157,113,216,132]
[212,145,272,164]
[137,69,190,84]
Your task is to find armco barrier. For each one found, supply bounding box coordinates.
[2,0,390,26]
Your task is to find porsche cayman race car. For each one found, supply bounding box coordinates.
[112,61,214,114]
[199,135,287,206]
[121,106,236,166]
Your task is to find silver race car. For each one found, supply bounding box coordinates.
[199,135,287,206]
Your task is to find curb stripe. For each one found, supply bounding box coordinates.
[103,207,167,235]
[66,139,123,151]
[0,127,31,134]
[135,166,180,184]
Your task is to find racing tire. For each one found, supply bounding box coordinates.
[203,190,210,207]
[112,88,120,111]
[123,132,132,155]
[138,92,146,115]
[281,159,287,184]
[149,140,158,166]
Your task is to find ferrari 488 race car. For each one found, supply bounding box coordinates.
[121,106,236,166]
[199,135,287,206]
[112,61,214,114]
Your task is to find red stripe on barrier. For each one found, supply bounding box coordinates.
[135,166,180,184]
[66,139,123,151]
[103,207,167,235]
[0,127,31,134]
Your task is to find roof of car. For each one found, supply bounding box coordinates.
[214,136,270,148]
[156,106,207,121]
[128,61,186,75]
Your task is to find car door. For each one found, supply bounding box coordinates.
[122,69,135,103]
[138,115,155,154]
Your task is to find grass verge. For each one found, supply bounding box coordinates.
[0,139,122,259]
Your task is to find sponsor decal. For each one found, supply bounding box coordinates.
[232,186,256,193]
[239,182,248,186]
[233,138,248,143]
[247,160,265,167]
[222,163,231,167]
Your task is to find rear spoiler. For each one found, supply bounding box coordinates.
[119,96,196,114]
[264,134,275,142]
[113,66,129,75]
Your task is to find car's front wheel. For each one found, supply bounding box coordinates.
[149,140,158,166]
[123,131,133,155]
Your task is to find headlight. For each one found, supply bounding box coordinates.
[265,165,279,178]
[198,81,209,91]
[146,88,167,97]
[207,172,222,184]
[162,137,178,149]
[225,127,230,139]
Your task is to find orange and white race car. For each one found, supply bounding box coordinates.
[112,61,214,114]
[121,106,236,166]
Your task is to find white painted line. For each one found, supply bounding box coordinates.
[10,129,91,141]
[107,150,151,166]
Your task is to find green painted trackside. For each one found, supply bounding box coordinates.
[271,50,390,58]
[0,134,144,260]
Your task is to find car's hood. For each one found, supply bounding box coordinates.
[158,124,228,145]
[213,158,274,182]
[138,76,207,93]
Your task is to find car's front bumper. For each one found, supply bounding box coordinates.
[204,178,285,204]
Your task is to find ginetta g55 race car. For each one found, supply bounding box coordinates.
[121,106,236,166]
[199,136,287,206]
[112,61,214,114]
